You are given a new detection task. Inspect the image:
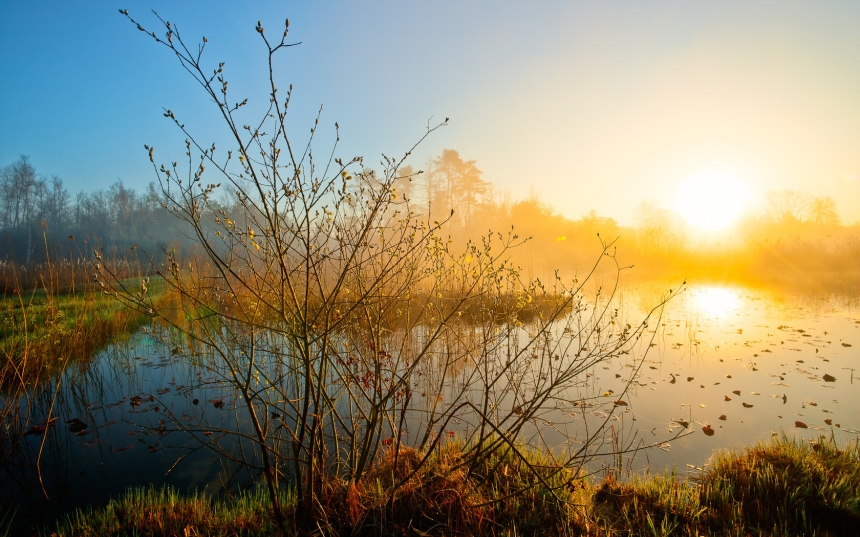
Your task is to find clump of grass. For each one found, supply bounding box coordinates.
[589,436,860,536]
[590,471,707,535]
[699,435,860,536]
[44,487,293,537]
[316,445,495,536]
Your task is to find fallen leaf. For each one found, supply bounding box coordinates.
[67,419,88,433]
[823,374,836,382]
[702,425,715,436]
[732,390,741,395]
[718,414,727,421]
[724,396,732,401]
[795,421,808,429]
[743,403,754,408]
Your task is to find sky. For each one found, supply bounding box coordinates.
[2,1,859,225]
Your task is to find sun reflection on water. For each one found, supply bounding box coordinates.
[692,286,740,317]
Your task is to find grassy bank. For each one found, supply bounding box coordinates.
[0,277,167,386]
[33,436,860,536]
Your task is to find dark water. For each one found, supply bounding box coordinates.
[1,284,858,533]
[1,332,254,534]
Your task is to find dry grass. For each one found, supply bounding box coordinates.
[38,436,860,536]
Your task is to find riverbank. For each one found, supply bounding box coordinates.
[27,436,860,537]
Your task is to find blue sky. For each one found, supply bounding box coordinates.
[2,1,859,223]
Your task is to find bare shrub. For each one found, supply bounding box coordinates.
[96,10,678,534]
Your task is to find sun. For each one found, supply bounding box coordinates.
[674,171,750,231]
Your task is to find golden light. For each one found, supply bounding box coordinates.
[692,286,740,317]
[674,171,750,230]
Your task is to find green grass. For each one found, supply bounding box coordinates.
[0,278,166,385]
[34,436,860,536]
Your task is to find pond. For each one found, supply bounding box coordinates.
[1,283,858,532]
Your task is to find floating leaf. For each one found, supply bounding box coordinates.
[702,425,715,436]
[742,403,753,408]
[687,377,694,382]
[823,374,836,382]
[614,400,628,406]
[825,419,833,425]
[795,421,808,429]
[718,414,727,421]
[724,396,732,401]
[67,419,88,433]
[675,420,690,428]
[842,343,852,347]
[732,390,741,395]
[112,444,134,453]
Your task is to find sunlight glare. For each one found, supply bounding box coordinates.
[674,171,750,230]
[692,287,740,317]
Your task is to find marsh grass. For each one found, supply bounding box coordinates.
[41,436,860,536]
[0,273,166,387]
[590,435,860,536]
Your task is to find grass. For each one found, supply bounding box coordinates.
[35,436,860,536]
[0,276,166,386]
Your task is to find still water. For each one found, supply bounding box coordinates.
[1,283,858,532]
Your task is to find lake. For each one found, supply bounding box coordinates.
[2,282,858,532]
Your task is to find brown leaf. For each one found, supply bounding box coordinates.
[795,421,808,429]
[702,425,715,436]
[718,414,727,421]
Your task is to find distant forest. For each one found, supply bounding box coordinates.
[0,155,216,264]
[3,152,858,291]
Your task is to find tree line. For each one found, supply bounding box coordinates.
[3,151,856,290]
[0,155,227,264]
